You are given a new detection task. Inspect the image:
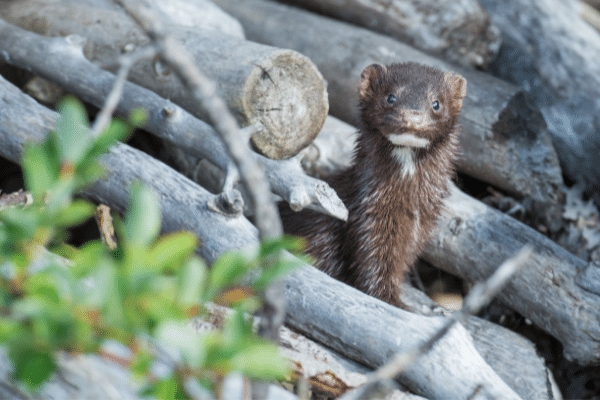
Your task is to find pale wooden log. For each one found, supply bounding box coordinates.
[0,19,347,220]
[57,0,245,38]
[283,266,522,400]
[0,0,328,160]
[0,73,259,264]
[212,0,564,206]
[479,0,600,204]
[277,0,501,68]
[424,185,600,365]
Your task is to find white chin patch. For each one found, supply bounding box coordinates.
[392,147,416,178]
[387,133,430,148]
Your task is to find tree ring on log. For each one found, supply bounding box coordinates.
[245,50,328,160]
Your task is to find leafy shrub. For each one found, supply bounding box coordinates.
[0,97,299,398]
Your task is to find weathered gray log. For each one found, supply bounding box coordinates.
[400,285,557,400]
[0,0,329,160]
[58,0,245,38]
[277,0,501,68]
[0,19,347,220]
[297,116,358,179]
[0,73,259,264]
[479,0,600,205]
[212,0,564,206]
[425,185,600,365]
[202,303,422,399]
[283,266,522,400]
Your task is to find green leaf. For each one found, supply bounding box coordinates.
[148,232,198,273]
[10,346,56,389]
[229,342,287,380]
[72,159,105,191]
[0,319,19,342]
[177,257,207,308]
[72,241,106,277]
[88,118,133,159]
[207,252,248,297]
[53,97,91,165]
[150,376,188,400]
[54,200,95,227]
[128,108,148,128]
[259,235,305,259]
[21,143,56,200]
[224,310,253,342]
[123,183,160,248]
[251,258,302,292]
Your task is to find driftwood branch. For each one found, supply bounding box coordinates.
[213,0,564,207]
[277,0,501,68]
[0,0,329,160]
[200,303,423,399]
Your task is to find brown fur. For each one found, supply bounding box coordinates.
[281,62,467,307]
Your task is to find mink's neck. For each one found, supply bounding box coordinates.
[334,126,457,232]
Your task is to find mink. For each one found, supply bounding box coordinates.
[280,62,467,307]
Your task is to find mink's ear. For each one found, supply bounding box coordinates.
[443,71,467,110]
[359,64,386,98]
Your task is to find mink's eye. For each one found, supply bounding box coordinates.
[387,94,397,105]
[432,100,440,111]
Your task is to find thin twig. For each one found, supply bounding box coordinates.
[87,48,147,138]
[340,246,534,400]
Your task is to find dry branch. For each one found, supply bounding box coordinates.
[0,0,329,160]
[213,0,564,206]
[277,0,501,68]
[201,303,423,399]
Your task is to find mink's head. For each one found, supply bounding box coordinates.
[358,62,466,152]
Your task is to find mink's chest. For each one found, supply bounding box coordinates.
[345,170,429,257]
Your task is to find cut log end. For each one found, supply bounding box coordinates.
[245,50,329,160]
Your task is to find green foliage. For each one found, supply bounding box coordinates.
[0,97,300,398]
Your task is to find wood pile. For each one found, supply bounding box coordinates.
[0,0,599,398]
